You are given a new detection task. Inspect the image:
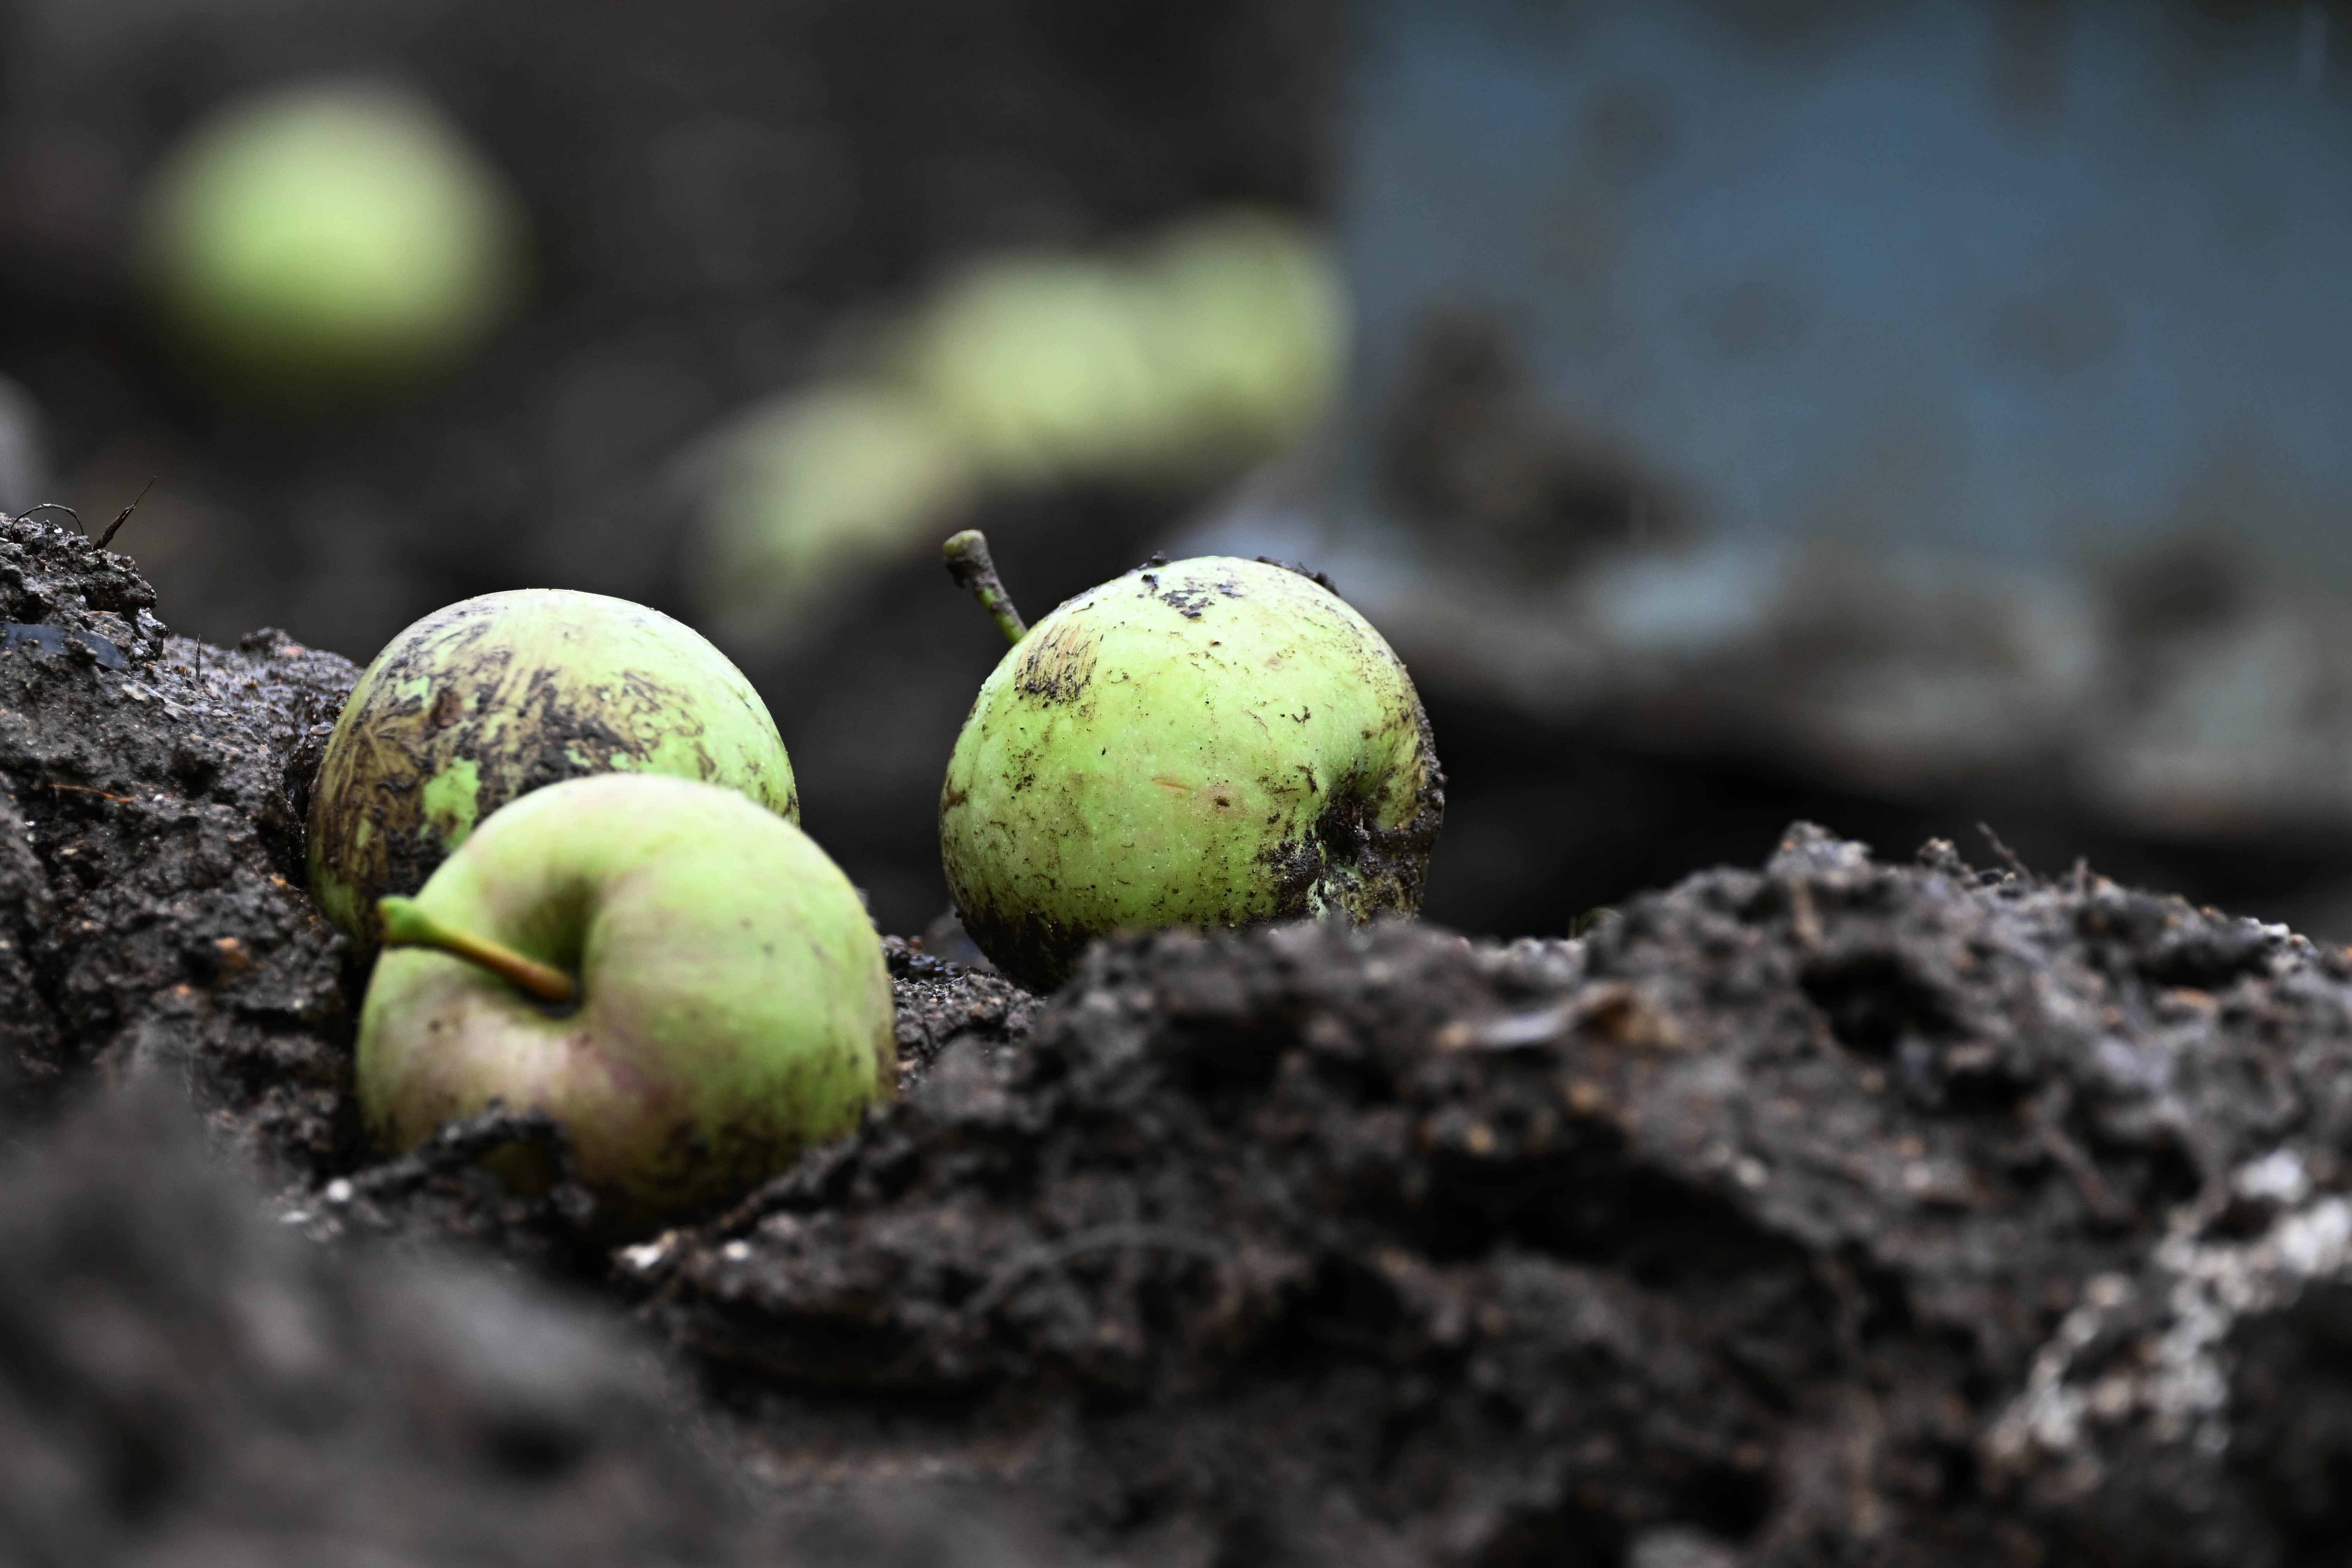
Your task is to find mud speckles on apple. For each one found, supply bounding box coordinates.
[1140,568,1246,620]
[940,556,1444,991]
[307,589,800,945]
[1012,617,1098,707]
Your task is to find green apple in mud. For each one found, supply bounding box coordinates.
[309,589,797,947]
[359,773,894,1235]
[939,546,1443,992]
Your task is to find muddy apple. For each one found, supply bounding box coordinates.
[308,588,797,947]
[938,533,1444,991]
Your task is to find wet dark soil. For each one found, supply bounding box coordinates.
[648,834,2352,1566]
[0,1084,1043,1567]
[11,522,2352,1564]
[0,512,353,1179]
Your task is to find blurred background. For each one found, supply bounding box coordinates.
[9,0,2352,942]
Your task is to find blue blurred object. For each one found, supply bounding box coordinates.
[1341,0,2352,577]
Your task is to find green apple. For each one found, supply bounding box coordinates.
[901,252,1164,482]
[689,385,977,653]
[938,536,1444,991]
[308,589,797,946]
[137,80,525,398]
[894,213,1345,488]
[359,773,894,1235]
[1128,209,1347,469]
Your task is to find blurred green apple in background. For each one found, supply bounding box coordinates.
[137,80,526,399]
[902,252,1164,483]
[939,546,1443,992]
[688,385,977,652]
[360,774,894,1235]
[681,209,1348,650]
[1130,210,1346,469]
[308,589,797,946]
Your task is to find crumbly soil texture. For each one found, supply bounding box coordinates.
[9,523,2352,1565]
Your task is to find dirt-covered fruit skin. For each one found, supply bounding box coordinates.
[308,589,797,945]
[358,774,893,1235]
[940,556,1442,992]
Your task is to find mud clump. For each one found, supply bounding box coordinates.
[654,826,2352,1566]
[883,935,1040,1091]
[0,1084,1051,1566]
[0,1086,734,1563]
[0,514,359,1180]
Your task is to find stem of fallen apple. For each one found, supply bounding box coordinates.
[943,528,1028,646]
[376,895,579,1007]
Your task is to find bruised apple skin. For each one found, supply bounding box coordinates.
[940,556,1444,992]
[308,589,797,946]
[358,773,893,1235]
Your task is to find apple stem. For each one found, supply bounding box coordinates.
[943,529,1028,646]
[377,895,579,1007]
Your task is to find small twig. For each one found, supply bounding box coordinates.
[2030,1082,2133,1228]
[943,529,1028,646]
[962,1223,1225,1319]
[1976,822,2033,881]
[1787,878,1823,950]
[18,502,83,537]
[45,781,137,805]
[97,478,156,549]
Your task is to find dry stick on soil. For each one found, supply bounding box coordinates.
[98,478,158,549]
[1976,822,2034,882]
[17,502,83,537]
[46,781,138,806]
[943,529,1029,646]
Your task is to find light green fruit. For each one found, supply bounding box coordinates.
[359,774,893,1235]
[690,386,976,651]
[940,556,1444,992]
[138,81,524,394]
[902,253,1164,481]
[1130,209,1347,465]
[308,589,797,945]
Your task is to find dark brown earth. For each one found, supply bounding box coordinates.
[0,1085,1045,1567]
[9,522,2352,1563]
[0,511,353,1181]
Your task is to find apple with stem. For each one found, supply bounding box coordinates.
[359,773,894,1235]
[937,530,1444,992]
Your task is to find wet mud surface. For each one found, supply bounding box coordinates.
[0,1086,1041,1567]
[0,513,356,1181]
[10,525,2352,1563]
